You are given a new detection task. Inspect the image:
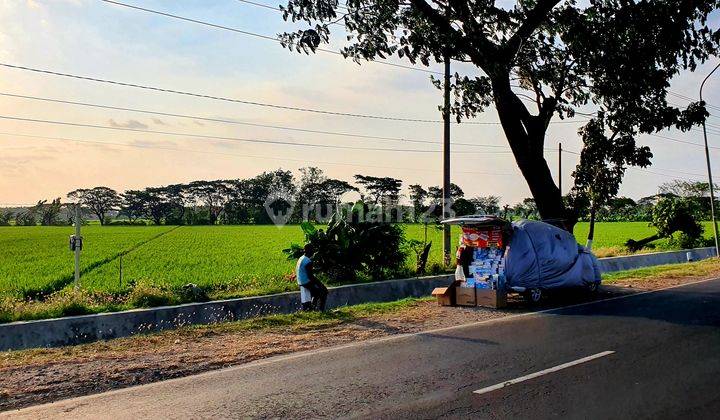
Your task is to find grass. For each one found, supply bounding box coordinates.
[0,225,175,298]
[602,257,720,283]
[0,221,715,321]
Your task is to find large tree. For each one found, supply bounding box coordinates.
[354,175,403,204]
[67,187,121,225]
[469,195,501,215]
[186,180,231,224]
[279,0,718,230]
[120,190,147,223]
[408,184,429,221]
[571,114,652,246]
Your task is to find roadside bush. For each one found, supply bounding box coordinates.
[284,204,407,282]
[127,282,176,308]
[626,197,704,251]
[0,289,105,322]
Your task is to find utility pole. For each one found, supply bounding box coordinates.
[558,142,562,196]
[442,47,451,266]
[700,61,720,257]
[71,204,83,290]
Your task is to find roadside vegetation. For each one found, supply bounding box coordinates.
[602,258,720,284]
[0,220,717,322]
[5,258,720,362]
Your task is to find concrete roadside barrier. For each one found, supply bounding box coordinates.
[0,274,453,351]
[0,246,717,351]
[598,247,716,273]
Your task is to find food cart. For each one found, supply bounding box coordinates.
[432,215,601,307]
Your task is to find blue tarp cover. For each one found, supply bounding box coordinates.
[505,220,601,289]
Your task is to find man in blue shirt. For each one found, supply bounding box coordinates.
[296,244,328,311]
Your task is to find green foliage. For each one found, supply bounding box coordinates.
[469,196,501,216]
[67,186,121,226]
[353,175,402,204]
[450,198,475,216]
[0,210,11,226]
[285,207,407,282]
[1,222,714,319]
[626,197,706,251]
[278,0,719,223]
[571,115,653,217]
[659,180,719,220]
[652,197,703,239]
[127,282,177,308]
[405,239,432,275]
[14,209,37,226]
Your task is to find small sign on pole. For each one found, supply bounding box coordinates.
[69,204,83,290]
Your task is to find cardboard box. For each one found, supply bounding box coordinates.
[455,286,477,306]
[431,287,452,306]
[476,288,507,309]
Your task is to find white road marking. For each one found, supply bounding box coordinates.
[473,350,616,395]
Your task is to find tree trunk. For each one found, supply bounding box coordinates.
[515,149,567,223]
[586,205,596,250]
[491,76,574,232]
[625,234,661,252]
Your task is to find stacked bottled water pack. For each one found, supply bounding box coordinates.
[466,247,506,290]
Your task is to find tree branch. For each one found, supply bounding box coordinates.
[409,0,497,68]
[504,0,562,57]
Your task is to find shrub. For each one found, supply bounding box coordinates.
[284,204,407,282]
[626,197,704,251]
[127,282,176,308]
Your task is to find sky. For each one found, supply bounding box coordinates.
[1,0,720,207]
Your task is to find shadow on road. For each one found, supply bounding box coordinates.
[528,281,720,328]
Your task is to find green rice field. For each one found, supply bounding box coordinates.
[0,222,714,300]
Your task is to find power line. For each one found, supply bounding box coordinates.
[0,92,511,148]
[3,129,709,185]
[0,131,515,176]
[560,147,711,180]
[647,132,720,150]
[101,1,720,135]
[99,0,439,75]
[0,62,438,123]
[668,90,720,112]
[0,63,587,126]
[234,0,281,12]
[0,114,517,154]
[626,166,706,182]
[234,0,347,28]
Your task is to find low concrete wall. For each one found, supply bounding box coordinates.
[2,246,717,351]
[0,274,453,351]
[598,247,717,273]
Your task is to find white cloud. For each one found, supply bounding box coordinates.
[108,119,149,130]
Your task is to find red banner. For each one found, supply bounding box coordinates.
[461,226,504,248]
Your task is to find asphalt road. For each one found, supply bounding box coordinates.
[4,278,720,419]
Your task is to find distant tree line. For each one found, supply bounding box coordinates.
[570,180,719,224]
[0,169,715,227]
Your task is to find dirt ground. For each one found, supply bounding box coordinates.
[1,270,717,412]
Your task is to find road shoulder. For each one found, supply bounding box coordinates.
[2,258,719,412]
